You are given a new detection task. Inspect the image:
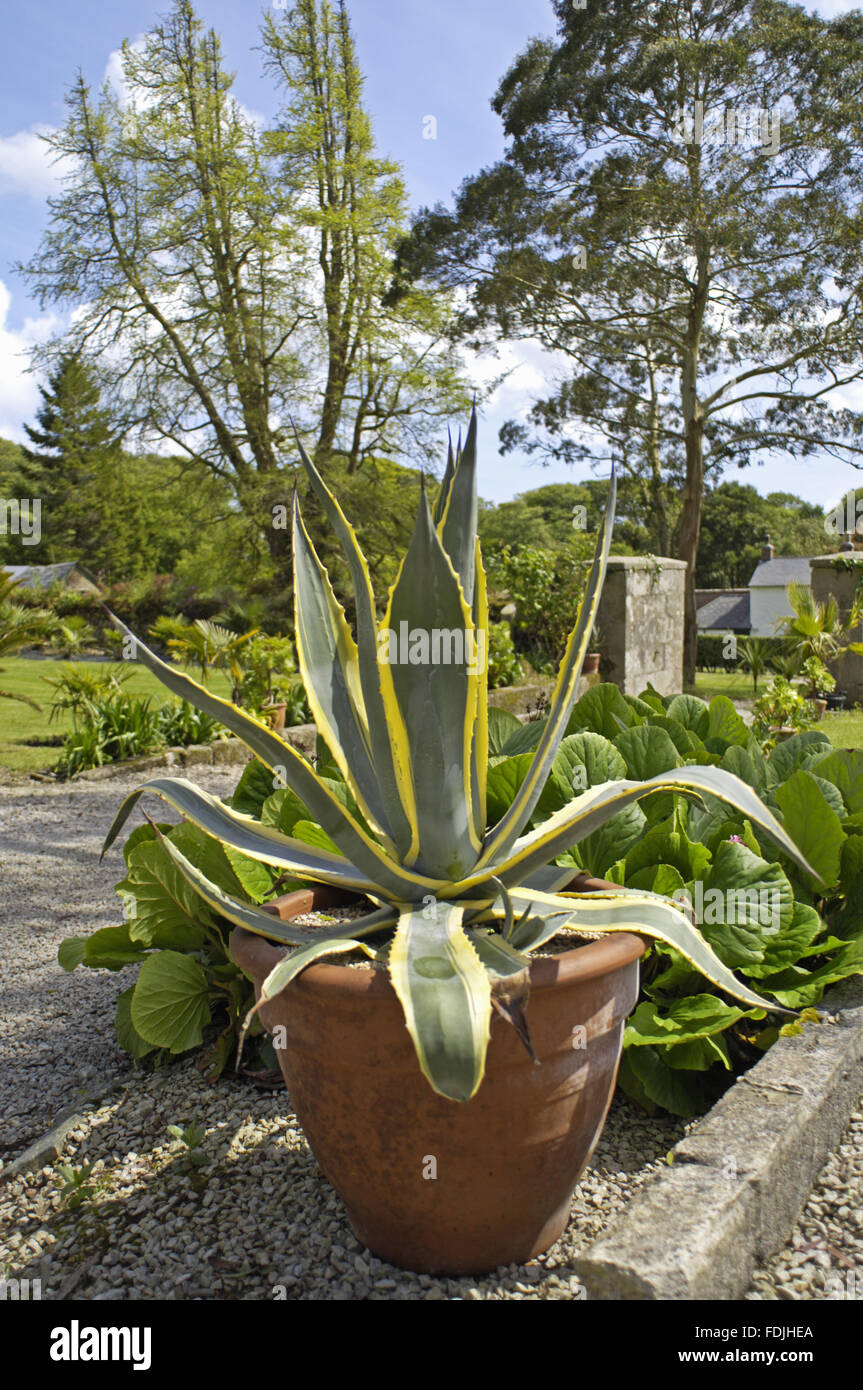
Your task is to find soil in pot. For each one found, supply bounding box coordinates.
[231,881,645,1276]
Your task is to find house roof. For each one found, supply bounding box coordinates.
[697,592,751,632]
[3,562,100,594]
[749,557,811,588]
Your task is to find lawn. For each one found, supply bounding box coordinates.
[0,656,232,772]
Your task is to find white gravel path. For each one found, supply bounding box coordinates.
[0,766,236,1163]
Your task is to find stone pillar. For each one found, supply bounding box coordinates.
[596,556,687,696]
[809,555,863,705]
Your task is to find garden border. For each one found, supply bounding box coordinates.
[572,974,863,1299]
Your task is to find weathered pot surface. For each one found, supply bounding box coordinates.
[231,876,646,1275]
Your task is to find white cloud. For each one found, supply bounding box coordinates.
[0,126,66,200]
[0,280,64,441]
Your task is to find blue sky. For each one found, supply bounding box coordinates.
[0,0,859,512]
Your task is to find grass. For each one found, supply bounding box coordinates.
[0,656,232,772]
[691,669,762,702]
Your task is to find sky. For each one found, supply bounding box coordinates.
[0,0,860,511]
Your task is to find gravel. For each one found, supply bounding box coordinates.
[0,1057,690,1301]
[747,1098,863,1301]
[0,765,237,1164]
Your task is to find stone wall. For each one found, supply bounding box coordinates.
[810,555,863,705]
[596,556,686,696]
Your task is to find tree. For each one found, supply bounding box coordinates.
[391,0,863,682]
[21,0,468,585]
[19,354,118,562]
[697,482,827,587]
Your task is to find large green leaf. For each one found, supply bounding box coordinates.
[614,724,682,780]
[774,769,845,891]
[115,986,158,1059]
[622,826,712,885]
[720,743,769,798]
[707,695,750,748]
[766,731,833,786]
[487,706,523,755]
[389,901,492,1103]
[695,841,794,970]
[748,901,825,980]
[619,1046,709,1117]
[130,951,212,1053]
[573,803,647,877]
[566,681,636,739]
[809,748,863,815]
[117,842,213,949]
[624,995,752,1048]
[486,752,536,826]
[665,694,709,739]
[229,759,279,818]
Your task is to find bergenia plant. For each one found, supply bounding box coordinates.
[101,413,815,1101]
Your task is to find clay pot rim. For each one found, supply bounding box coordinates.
[230,874,648,999]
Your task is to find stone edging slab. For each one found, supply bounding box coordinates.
[572,975,863,1299]
[56,724,317,781]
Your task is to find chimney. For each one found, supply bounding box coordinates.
[761,535,774,562]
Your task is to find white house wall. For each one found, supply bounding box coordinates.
[749,586,795,637]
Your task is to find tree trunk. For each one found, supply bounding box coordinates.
[678,413,704,687]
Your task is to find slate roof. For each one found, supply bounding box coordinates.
[3,562,99,593]
[748,557,811,588]
[696,592,751,632]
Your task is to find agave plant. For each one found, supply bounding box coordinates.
[101,414,815,1102]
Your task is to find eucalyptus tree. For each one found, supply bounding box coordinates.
[21,0,467,582]
[391,0,863,680]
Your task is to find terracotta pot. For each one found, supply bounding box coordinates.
[582,652,601,675]
[230,876,646,1275]
[813,697,828,720]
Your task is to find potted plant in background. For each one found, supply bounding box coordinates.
[797,655,835,719]
[238,633,297,731]
[99,413,812,1275]
[583,622,602,675]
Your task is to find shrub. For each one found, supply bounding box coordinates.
[491,540,593,670]
[486,620,525,689]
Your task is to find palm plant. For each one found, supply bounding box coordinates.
[102,414,813,1102]
[737,635,772,694]
[51,615,97,658]
[781,580,863,669]
[149,616,257,698]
